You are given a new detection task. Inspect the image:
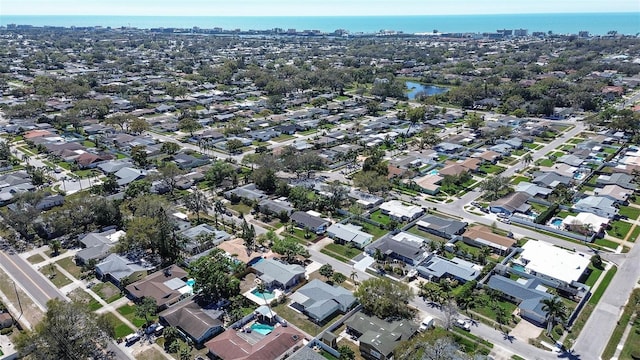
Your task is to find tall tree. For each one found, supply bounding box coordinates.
[189,248,241,301]
[15,299,114,360]
[178,118,202,137]
[541,296,567,336]
[319,264,335,281]
[183,190,212,223]
[135,297,157,326]
[354,278,414,319]
[271,237,309,263]
[157,161,183,196]
[128,118,150,134]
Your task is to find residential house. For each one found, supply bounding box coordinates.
[258,198,295,216]
[326,223,374,249]
[562,212,610,236]
[97,160,132,174]
[181,224,231,255]
[252,258,306,291]
[206,324,304,360]
[434,142,463,154]
[378,200,424,222]
[95,254,151,287]
[75,229,125,265]
[414,174,443,195]
[159,299,224,345]
[416,254,481,283]
[476,150,502,164]
[462,225,516,255]
[348,190,383,209]
[36,194,65,211]
[595,173,637,191]
[114,167,147,186]
[517,241,590,287]
[489,192,531,216]
[289,279,356,323]
[515,182,553,198]
[416,215,467,239]
[75,153,114,169]
[345,311,417,360]
[367,233,428,266]
[173,153,209,170]
[125,266,191,310]
[573,196,618,219]
[594,185,633,204]
[487,275,552,324]
[532,172,572,188]
[290,211,331,234]
[224,183,267,202]
[557,154,584,167]
[489,143,512,156]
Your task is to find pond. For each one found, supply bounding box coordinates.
[406,81,448,100]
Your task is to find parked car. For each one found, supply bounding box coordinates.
[454,319,470,331]
[419,316,435,332]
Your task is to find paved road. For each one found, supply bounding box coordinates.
[0,251,66,311]
[572,238,640,359]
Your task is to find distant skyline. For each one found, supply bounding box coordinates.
[2,0,639,17]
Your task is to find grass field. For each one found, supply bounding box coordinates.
[619,206,640,220]
[39,264,73,288]
[56,257,83,278]
[93,282,122,303]
[324,243,361,259]
[601,289,640,360]
[26,253,45,264]
[102,312,134,339]
[117,304,158,328]
[589,266,617,305]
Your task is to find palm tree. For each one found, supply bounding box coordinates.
[541,296,568,336]
[213,200,225,227]
[256,282,274,320]
[50,240,61,256]
[349,270,359,286]
[522,152,533,167]
[477,246,492,265]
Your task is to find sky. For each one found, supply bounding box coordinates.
[1,0,639,16]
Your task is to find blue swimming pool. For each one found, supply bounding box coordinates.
[251,323,275,335]
[512,264,526,272]
[428,169,439,176]
[551,218,563,227]
[252,288,275,300]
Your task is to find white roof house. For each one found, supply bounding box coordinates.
[562,212,610,234]
[379,200,424,221]
[519,241,590,285]
[326,223,373,249]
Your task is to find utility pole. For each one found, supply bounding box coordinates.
[12,280,23,324]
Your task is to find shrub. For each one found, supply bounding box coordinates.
[630,350,640,360]
[535,203,559,224]
[554,325,564,336]
[0,327,13,335]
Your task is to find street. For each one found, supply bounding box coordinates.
[0,251,66,311]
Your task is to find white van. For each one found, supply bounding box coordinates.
[419,316,435,331]
[125,333,140,346]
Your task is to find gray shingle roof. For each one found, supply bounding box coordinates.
[289,279,356,322]
[417,255,479,282]
[252,258,305,288]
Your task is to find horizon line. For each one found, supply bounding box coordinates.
[3,11,639,17]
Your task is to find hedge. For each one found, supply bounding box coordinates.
[535,203,559,224]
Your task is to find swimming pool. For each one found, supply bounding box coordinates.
[573,172,586,180]
[512,264,526,272]
[186,278,195,287]
[251,288,275,300]
[550,218,563,227]
[428,169,439,176]
[251,323,275,336]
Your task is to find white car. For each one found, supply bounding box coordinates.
[454,319,471,331]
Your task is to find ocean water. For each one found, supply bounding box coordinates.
[1,13,638,35]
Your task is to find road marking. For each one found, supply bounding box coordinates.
[0,251,60,309]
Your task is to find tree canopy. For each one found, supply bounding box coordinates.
[354,277,414,320]
[189,248,241,301]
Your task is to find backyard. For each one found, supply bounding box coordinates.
[272,300,342,336]
[117,304,158,328]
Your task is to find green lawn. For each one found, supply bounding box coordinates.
[227,203,252,216]
[26,253,45,264]
[471,294,518,326]
[324,243,361,259]
[370,209,392,225]
[93,282,123,303]
[619,206,640,220]
[67,288,102,311]
[117,304,158,328]
[320,249,350,263]
[349,221,388,240]
[510,176,530,185]
[271,134,295,142]
[83,140,96,147]
[608,220,633,240]
[479,164,506,174]
[56,257,83,279]
[589,266,617,305]
[594,238,620,249]
[39,265,73,288]
[102,312,134,339]
[627,226,640,243]
[583,265,603,288]
[537,159,555,167]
